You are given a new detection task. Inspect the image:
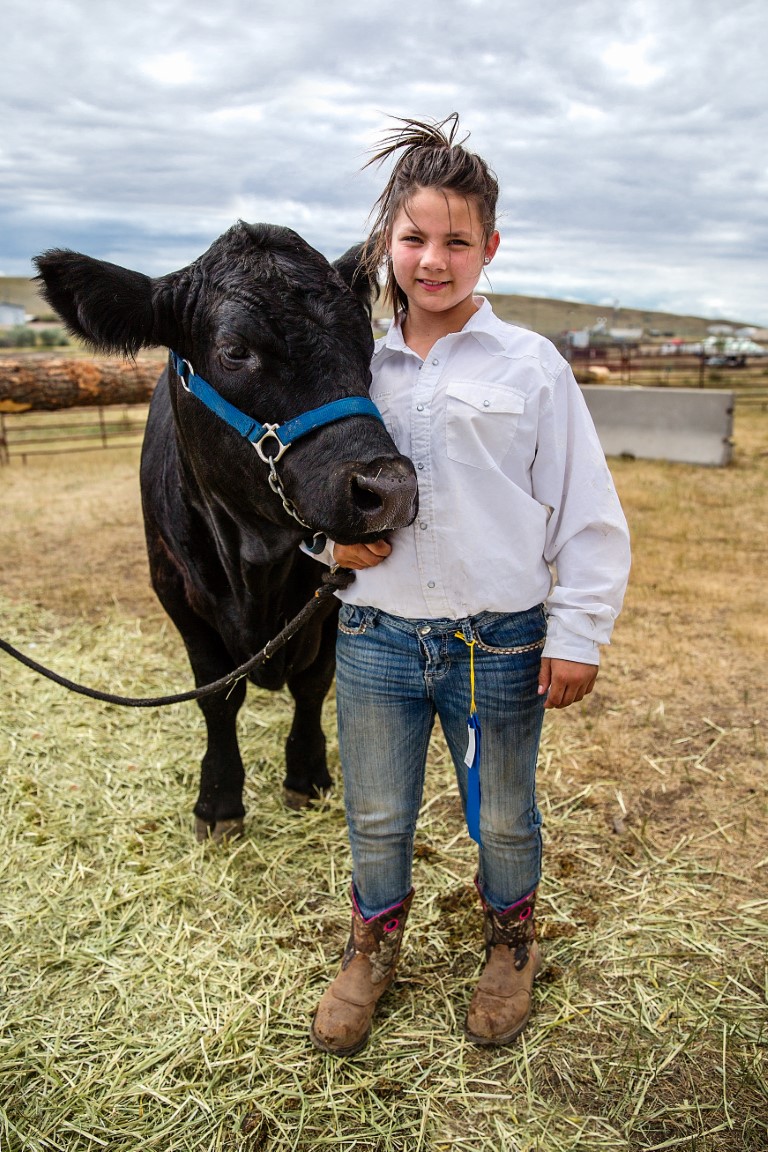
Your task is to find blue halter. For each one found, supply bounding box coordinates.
[170,351,383,463]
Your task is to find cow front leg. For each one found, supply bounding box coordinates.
[194,677,248,842]
[284,625,336,809]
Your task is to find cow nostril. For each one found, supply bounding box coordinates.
[351,476,384,512]
[348,459,419,528]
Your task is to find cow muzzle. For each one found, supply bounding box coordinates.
[349,456,419,532]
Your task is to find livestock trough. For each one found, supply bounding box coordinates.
[580,385,734,466]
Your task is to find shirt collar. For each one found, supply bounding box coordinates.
[373,296,508,360]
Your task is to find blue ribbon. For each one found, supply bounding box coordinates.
[465,710,482,845]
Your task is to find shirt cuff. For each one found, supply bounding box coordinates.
[543,615,601,665]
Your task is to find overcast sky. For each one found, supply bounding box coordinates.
[1,0,766,324]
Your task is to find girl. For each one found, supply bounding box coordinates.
[309,114,631,1055]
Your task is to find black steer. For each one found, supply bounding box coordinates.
[35,222,418,840]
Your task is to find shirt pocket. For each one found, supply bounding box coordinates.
[445,380,526,470]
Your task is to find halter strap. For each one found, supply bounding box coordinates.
[170,351,383,458]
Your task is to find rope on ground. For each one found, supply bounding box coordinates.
[0,566,354,708]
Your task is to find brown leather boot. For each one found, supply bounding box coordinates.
[465,886,540,1046]
[310,888,414,1056]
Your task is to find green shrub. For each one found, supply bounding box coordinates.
[0,325,38,348]
[38,328,69,347]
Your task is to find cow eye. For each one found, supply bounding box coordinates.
[222,345,250,365]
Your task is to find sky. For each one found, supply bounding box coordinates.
[1,0,767,325]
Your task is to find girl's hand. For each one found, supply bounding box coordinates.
[538,657,598,710]
[333,539,392,570]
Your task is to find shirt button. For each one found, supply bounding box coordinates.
[431,358,439,366]
[427,580,436,589]
[416,404,425,412]
[417,462,425,470]
[419,625,431,636]
[419,521,428,530]
[483,400,490,407]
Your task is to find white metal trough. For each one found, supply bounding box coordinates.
[580,385,734,467]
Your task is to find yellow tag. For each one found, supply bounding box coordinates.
[455,631,477,713]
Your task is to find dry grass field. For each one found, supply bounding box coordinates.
[0,406,766,1150]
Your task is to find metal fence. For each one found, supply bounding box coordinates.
[0,404,149,465]
[1,357,765,467]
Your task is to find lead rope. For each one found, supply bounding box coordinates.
[0,567,354,709]
[455,631,482,845]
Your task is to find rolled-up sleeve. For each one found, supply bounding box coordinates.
[533,366,631,664]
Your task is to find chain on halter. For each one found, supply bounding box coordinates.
[266,456,311,528]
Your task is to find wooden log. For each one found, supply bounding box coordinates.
[0,356,162,412]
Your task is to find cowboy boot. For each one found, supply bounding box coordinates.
[465,886,540,1046]
[310,888,414,1056]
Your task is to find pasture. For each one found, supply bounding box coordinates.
[0,407,766,1151]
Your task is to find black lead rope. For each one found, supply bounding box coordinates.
[0,567,354,709]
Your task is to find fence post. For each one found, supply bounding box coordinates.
[0,413,8,466]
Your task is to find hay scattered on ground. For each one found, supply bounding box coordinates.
[1,599,765,1151]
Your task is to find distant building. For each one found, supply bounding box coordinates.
[0,302,26,327]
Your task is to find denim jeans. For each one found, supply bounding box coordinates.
[335,604,547,919]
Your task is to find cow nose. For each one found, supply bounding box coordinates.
[350,457,418,528]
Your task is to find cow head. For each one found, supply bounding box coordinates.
[34,223,418,543]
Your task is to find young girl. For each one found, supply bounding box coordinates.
[309,114,631,1055]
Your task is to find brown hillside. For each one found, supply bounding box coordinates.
[373,291,758,341]
[0,277,54,320]
[1,275,758,339]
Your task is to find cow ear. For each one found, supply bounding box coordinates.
[333,241,379,321]
[33,250,175,358]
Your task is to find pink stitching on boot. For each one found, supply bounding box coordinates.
[351,885,410,925]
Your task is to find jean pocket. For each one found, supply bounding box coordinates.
[338,603,370,636]
[471,607,547,654]
[445,381,526,470]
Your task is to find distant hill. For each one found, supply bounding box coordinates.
[0,275,757,340]
[373,292,758,342]
[0,277,54,319]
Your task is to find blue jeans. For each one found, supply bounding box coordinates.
[335,604,547,919]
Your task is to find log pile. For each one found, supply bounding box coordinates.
[0,357,162,412]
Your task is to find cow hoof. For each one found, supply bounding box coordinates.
[282,787,313,811]
[282,786,324,811]
[194,816,245,844]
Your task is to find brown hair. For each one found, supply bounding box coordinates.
[363,113,499,315]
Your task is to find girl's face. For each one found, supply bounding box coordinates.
[387,186,499,327]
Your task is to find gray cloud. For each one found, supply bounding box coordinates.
[2,0,766,322]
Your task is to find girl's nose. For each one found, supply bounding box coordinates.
[420,243,447,270]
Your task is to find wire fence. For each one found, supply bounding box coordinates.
[0,404,149,465]
[1,352,766,466]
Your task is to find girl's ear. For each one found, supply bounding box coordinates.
[484,231,501,264]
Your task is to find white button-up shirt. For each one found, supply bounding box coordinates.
[318,297,630,665]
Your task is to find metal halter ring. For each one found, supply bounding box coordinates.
[253,424,290,463]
